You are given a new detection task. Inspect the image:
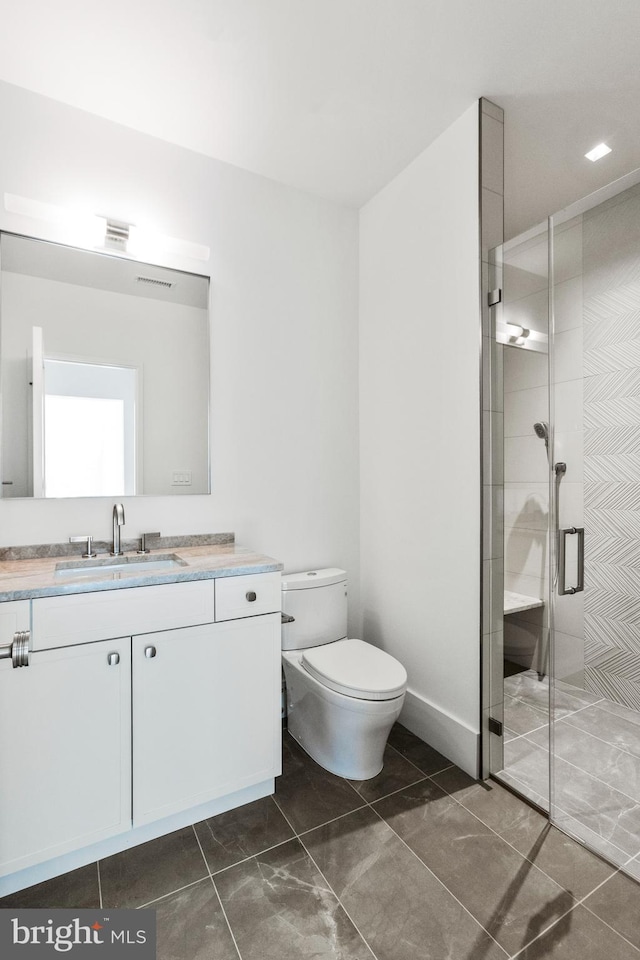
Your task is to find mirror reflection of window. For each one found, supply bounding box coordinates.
[42,359,138,498]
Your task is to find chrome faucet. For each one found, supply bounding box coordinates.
[111,503,125,556]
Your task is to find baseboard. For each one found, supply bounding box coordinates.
[399,688,480,778]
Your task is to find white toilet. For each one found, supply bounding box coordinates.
[281,568,407,780]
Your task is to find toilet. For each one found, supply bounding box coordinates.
[281,568,407,780]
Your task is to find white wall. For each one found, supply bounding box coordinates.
[359,103,481,775]
[0,83,360,626]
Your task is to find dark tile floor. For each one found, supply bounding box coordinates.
[3,724,640,959]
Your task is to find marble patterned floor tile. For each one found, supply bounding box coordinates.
[515,903,640,960]
[600,699,640,729]
[99,827,208,908]
[497,770,548,811]
[304,805,508,960]
[0,864,100,908]
[274,733,364,834]
[582,868,640,951]
[539,719,640,803]
[499,807,615,900]
[431,766,535,836]
[551,757,640,857]
[551,811,633,869]
[194,795,294,874]
[504,695,549,737]
[504,671,595,720]
[374,779,571,956]
[348,744,425,802]
[556,679,604,707]
[214,837,373,960]
[564,702,640,759]
[502,736,550,805]
[386,722,452,775]
[154,877,237,960]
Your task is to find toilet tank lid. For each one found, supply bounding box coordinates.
[281,568,347,590]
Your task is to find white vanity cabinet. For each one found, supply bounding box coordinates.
[0,570,282,886]
[0,633,131,877]
[132,612,281,826]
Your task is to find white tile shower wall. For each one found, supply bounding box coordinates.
[582,188,640,710]
[503,230,549,669]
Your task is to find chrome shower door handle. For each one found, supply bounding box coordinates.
[558,526,585,595]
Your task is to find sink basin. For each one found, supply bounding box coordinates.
[55,554,184,579]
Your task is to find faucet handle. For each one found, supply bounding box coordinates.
[138,532,161,555]
[69,535,97,559]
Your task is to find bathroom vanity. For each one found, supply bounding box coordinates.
[0,539,282,896]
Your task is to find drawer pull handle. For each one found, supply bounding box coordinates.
[108,652,120,666]
[144,645,157,659]
[0,630,30,668]
[246,591,257,602]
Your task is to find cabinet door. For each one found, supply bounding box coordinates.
[133,613,281,826]
[0,638,131,877]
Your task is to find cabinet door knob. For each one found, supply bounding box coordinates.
[246,591,257,602]
[108,652,120,666]
[144,645,157,659]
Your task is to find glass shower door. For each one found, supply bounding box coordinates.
[549,179,640,879]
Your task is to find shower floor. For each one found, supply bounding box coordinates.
[497,668,640,878]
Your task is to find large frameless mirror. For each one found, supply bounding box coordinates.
[0,232,210,498]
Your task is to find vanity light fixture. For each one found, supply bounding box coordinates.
[3,193,210,262]
[585,142,612,162]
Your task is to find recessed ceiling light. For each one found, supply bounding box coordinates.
[585,143,612,162]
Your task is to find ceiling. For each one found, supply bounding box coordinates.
[0,0,639,238]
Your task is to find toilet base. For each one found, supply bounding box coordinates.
[283,652,405,780]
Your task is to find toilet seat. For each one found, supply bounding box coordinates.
[301,638,407,701]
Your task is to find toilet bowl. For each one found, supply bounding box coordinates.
[282,569,407,780]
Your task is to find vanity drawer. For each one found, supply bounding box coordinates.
[0,600,30,649]
[215,573,280,621]
[32,580,215,651]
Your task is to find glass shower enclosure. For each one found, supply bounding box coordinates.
[486,168,640,880]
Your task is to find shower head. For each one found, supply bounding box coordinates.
[533,421,549,442]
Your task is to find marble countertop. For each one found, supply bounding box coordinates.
[0,543,283,602]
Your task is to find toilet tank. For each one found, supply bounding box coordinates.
[281,568,348,651]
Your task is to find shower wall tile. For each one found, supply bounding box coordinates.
[555,276,584,332]
[503,238,547,301]
[554,430,584,482]
[555,379,584,434]
[505,526,549,581]
[582,197,640,711]
[554,591,585,640]
[557,481,584,528]
[504,436,549,483]
[554,630,585,685]
[504,385,548,437]
[503,288,548,336]
[504,572,545,605]
[554,327,584,383]
[504,346,548,392]
[553,219,583,285]
[504,483,549,532]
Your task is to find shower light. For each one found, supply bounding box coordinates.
[506,323,530,340]
[585,143,612,162]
